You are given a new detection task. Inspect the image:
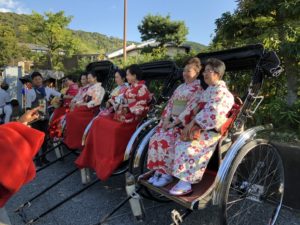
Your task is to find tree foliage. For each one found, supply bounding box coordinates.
[0,25,29,67]
[212,0,300,106]
[138,14,189,46]
[29,11,80,70]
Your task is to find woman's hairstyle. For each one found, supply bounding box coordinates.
[126,64,143,80]
[206,58,226,79]
[65,75,77,83]
[115,69,126,79]
[31,71,43,79]
[87,71,97,78]
[185,57,202,74]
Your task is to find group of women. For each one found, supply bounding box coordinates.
[48,58,234,196]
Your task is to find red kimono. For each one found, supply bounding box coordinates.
[49,83,79,138]
[0,122,44,207]
[75,81,151,180]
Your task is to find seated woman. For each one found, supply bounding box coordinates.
[70,72,90,111]
[150,58,234,196]
[63,72,105,150]
[76,64,152,181]
[49,75,79,138]
[147,57,204,186]
[98,69,128,117]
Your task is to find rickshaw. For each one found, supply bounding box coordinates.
[99,44,284,225]
[36,60,117,171]
[15,60,183,224]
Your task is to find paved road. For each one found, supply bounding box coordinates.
[5,153,300,225]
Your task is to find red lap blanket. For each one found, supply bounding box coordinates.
[48,106,69,138]
[75,116,139,180]
[0,122,44,207]
[63,106,98,150]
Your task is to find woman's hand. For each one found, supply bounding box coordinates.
[180,120,196,141]
[18,107,41,125]
[121,104,129,114]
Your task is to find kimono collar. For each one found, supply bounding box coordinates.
[185,79,199,86]
[131,80,145,87]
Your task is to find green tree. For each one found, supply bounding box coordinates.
[0,25,29,67]
[212,0,300,106]
[29,11,80,70]
[138,14,189,46]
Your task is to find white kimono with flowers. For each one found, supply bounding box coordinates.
[172,80,234,184]
[147,79,204,174]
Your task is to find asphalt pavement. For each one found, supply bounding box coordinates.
[4,151,300,225]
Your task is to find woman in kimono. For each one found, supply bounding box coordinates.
[165,58,234,195]
[70,72,90,110]
[76,64,152,180]
[48,75,79,138]
[63,72,105,150]
[98,69,128,117]
[147,57,204,187]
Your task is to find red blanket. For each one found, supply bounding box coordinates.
[48,106,69,138]
[0,122,44,207]
[75,117,138,180]
[63,106,98,150]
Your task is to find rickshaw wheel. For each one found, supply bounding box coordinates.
[220,139,284,225]
[129,142,171,203]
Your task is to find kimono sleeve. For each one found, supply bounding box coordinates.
[195,87,234,131]
[87,85,105,108]
[128,84,151,116]
[0,122,44,207]
[178,87,203,126]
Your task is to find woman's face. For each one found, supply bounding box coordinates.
[203,65,220,86]
[80,75,87,86]
[115,72,124,86]
[32,76,43,87]
[126,70,137,84]
[87,74,97,84]
[65,78,74,86]
[183,64,198,83]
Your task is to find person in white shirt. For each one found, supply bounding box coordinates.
[26,71,62,166]
[0,83,12,124]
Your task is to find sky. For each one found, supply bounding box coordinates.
[0,0,237,46]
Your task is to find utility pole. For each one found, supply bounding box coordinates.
[123,0,127,64]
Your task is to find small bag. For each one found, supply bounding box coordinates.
[180,124,201,142]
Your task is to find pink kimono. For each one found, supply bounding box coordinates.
[147,79,203,174]
[172,80,234,183]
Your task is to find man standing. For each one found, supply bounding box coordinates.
[0,82,12,124]
[26,71,62,166]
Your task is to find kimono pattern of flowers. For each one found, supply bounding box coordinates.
[99,83,129,117]
[172,80,234,184]
[113,81,151,123]
[71,84,90,105]
[82,82,105,108]
[147,79,203,174]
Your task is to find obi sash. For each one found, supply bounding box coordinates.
[171,100,187,116]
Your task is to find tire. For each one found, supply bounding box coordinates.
[219,139,284,225]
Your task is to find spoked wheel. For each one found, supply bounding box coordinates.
[220,139,284,225]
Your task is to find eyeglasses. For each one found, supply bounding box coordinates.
[203,69,214,74]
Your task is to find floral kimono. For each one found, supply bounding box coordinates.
[172,80,234,184]
[147,79,203,174]
[75,80,152,180]
[98,83,129,117]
